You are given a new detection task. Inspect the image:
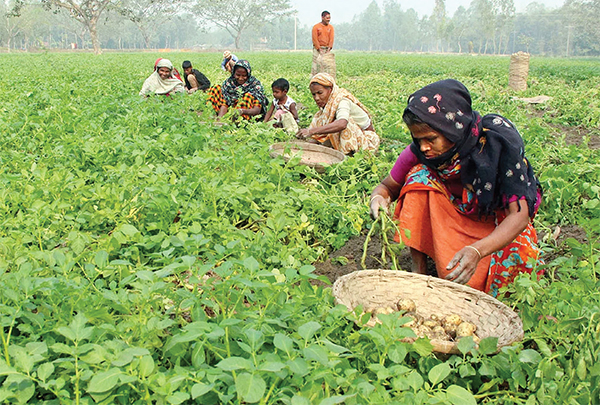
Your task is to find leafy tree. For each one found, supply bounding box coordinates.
[470,0,495,53]
[492,0,515,54]
[33,0,115,54]
[565,0,600,55]
[513,3,563,55]
[431,0,447,51]
[381,0,403,50]
[360,1,383,51]
[400,8,422,52]
[190,0,292,49]
[447,6,469,53]
[260,16,297,50]
[118,0,180,48]
[1,0,22,51]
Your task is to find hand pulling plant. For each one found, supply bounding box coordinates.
[361,208,405,270]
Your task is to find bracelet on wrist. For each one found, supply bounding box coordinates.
[465,245,482,259]
[370,195,383,203]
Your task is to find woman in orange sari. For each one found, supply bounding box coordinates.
[370,79,543,297]
[296,73,379,154]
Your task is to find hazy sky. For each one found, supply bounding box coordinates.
[290,0,566,26]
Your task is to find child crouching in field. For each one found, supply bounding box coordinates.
[263,78,299,133]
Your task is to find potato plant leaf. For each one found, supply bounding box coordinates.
[236,373,266,403]
[428,363,451,386]
[216,356,253,371]
[447,385,477,405]
[87,368,123,393]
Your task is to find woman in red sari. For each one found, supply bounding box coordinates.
[370,79,543,297]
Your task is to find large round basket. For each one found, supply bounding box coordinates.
[269,142,345,173]
[332,270,524,354]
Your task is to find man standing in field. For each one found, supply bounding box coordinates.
[311,11,336,78]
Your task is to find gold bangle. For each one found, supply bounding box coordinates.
[465,245,482,259]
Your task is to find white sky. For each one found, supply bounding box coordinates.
[290,0,566,26]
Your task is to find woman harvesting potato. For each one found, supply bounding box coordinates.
[370,79,543,297]
[296,73,380,154]
[206,59,268,121]
[139,58,184,96]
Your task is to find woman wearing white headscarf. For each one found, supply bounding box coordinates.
[139,58,185,96]
[296,73,380,154]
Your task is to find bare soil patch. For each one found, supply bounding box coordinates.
[313,229,436,285]
[525,108,600,149]
[315,224,590,286]
[540,224,589,264]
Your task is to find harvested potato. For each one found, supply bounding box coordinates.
[431,325,448,340]
[373,306,396,315]
[397,298,416,313]
[357,300,484,345]
[442,314,462,327]
[442,314,462,338]
[403,313,422,328]
[422,318,440,329]
[430,314,442,323]
[414,325,433,338]
[456,322,477,337]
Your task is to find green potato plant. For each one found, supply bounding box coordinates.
[0,52,598,404]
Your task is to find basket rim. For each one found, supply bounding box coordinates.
[269,141,346,162]
[332,270,524,354]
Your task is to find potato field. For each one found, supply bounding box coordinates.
[0,51,599,404]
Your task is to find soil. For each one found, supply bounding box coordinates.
[562,126,600,149]
[313,224,590,286]
[525,107,600,149]
[538,224,589,263]
[313,229,436,286]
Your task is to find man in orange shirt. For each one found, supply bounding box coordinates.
[311,11,336,78]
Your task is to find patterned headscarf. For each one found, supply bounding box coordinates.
[405,79,540,217]
[221,60,268,114]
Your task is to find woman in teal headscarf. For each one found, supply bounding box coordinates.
[206,60,268,120]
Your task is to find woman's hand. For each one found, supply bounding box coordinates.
[445,245,482,284]
[369,176,402,220]
[296,128,312,139]
[445,199,531,286]
[369,194,391,220]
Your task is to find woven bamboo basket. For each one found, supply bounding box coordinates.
[269,142,345,173]
[332,270,524,354]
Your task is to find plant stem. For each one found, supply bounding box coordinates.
[380,210,388,265]
[361,216,380,269]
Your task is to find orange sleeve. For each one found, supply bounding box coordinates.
[312,24,319,49]
[328,25,335,48]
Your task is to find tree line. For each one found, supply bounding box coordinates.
[1,0,599,57]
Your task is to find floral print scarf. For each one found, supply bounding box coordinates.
[405,79,541,217]
[221,60,268,115]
